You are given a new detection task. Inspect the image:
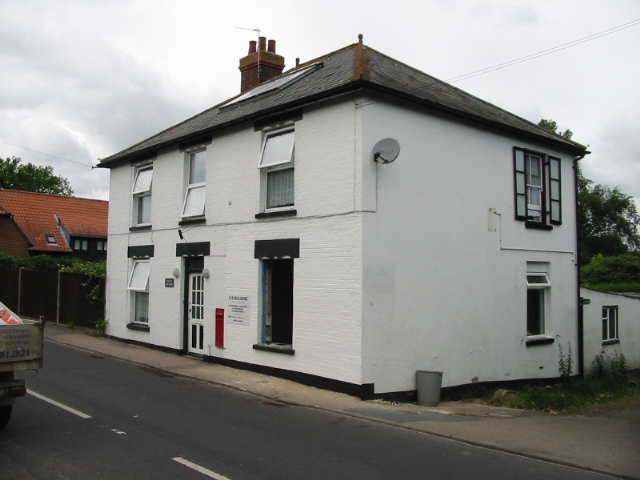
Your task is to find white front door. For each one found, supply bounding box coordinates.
[187,273,205,355]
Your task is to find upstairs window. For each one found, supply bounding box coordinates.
[96,240,107,252]
[182,151,206,217]
[132,166,153,225]
[46,234,57,245]
[514,149,561,227]
[259,129,295,211]
[73,239,88,252]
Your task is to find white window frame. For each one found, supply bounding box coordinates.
[128,260,150,324]
[182,150,206,218]
[602,306,619,342]
[526,273,550,337]
[526,154,543,222]
[258,128,295,212]
[132,166,153,226]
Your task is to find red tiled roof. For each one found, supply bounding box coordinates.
[0,190,108,253]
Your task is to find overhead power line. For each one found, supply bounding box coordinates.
[446,18,640,83]
[0,140,94,169]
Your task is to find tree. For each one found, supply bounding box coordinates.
[537,120,640,265]
[537,119,573,140]
[0,156,74,196]
[577,170,640,264]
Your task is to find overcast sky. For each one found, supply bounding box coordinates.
[1,0,639,208]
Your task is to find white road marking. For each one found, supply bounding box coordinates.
[111,428,127,435]
[28,390,92,419]
[172,457,234,480]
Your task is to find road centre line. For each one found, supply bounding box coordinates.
[172,457,234,480]
[28,390,92,419]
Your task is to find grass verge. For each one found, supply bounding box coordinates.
[485,352,639,413]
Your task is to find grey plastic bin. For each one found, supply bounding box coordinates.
[416,370,443,406]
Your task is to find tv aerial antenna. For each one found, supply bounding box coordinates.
[234,27,264,81]
[234,26,261,40]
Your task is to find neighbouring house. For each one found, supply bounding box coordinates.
[580,287,640,372]
[0,204,31,257]
[99,36,588,398]
[0,190,108,262]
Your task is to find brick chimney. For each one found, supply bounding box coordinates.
[239,37,285,93]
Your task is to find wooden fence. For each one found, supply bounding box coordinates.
[0,268,105,328]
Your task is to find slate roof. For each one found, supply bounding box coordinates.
[0,190,108,253]
[100,39,586,166]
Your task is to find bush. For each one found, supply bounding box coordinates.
[585,282,640,293]
[581,252,640,286]
[0,253,18,269]
[0,254,105,278]
[18,255,60,271]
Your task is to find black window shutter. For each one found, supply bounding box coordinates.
[548,156,562,225]
[513,148,527,220]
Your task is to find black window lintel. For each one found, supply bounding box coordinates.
[128,245,155,258]
[526,337,555,347]
[176,241,210,257]
[254,238,300,259]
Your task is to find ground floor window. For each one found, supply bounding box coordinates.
[526,272,550,337]
[262,259,294,345]
[74,239,88,252]
[128,260,150,324]
[134,291,149,323]
[602,306,618,341]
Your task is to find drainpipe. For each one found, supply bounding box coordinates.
[574,152,587,377]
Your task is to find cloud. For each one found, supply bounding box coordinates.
[1,0,638,207]
[0,0,199,198]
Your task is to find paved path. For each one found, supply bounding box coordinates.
[44,325,640,479]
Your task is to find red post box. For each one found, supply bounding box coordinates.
[215,308,224,348]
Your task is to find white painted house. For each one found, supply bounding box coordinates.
[100,37,588,398]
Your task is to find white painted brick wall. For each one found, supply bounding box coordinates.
[107,94,580,394]
[106,99,366,385]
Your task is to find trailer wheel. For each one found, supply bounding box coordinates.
[0,405,12,429]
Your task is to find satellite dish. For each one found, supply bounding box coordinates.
[372,138,400,164]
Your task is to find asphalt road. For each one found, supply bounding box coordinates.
[0,341,615,480]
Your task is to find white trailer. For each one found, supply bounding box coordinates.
[0,302,44,428]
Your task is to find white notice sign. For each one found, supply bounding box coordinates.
[227,295,250,326]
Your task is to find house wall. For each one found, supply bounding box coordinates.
[360,98,580,392]
[106,100,366,385]
[580,288,640,371]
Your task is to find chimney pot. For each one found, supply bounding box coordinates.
[239,37,285,93]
